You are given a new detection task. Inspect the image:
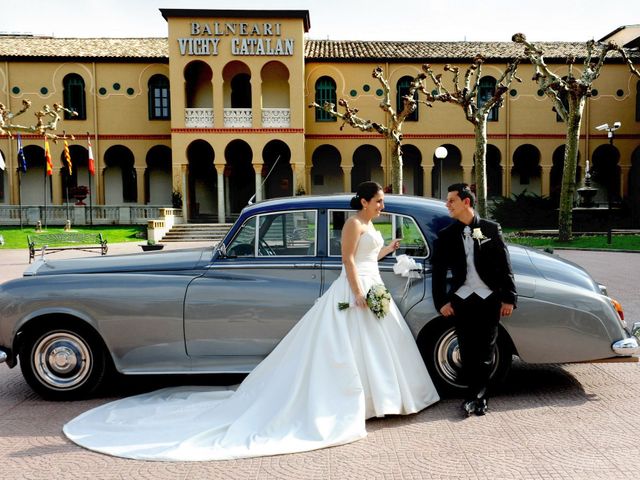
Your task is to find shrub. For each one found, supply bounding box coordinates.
[490,191,557,229]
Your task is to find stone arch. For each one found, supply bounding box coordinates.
[550,145,582,205]
[352,145,383,191]
[432,144,463,199]
[311,145,342,194]
[104,145,136,204]
[403,144,423,195]
[145,145,172,205]
[262,140,292,199]
[184,60,213,108]
[21,145,50,204]
[592,144,621,204]
[511,144,541,196]
[186,140,216,219]
[224,139,254,214]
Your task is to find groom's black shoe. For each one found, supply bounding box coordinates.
[461,400,476,418]
[474,398,488,416]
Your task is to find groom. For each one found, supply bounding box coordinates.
[431,183,517,416]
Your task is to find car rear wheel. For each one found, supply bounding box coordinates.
[19,322,107,400]
[419,320,512,396]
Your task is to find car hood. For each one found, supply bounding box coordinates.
[23,247,214,276]
[521,246,600,293]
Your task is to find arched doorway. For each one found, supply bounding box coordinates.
[261,61,290,127]
[223,61,252,128]
[59,145,93,204]
[471,144,502,198]
[146,145,172,205]
[0,149,6,203]
[591,144,621,205]
[403,144,423,195]
[262,140,292,199]
[186,140,216,220]
[550,145,582,205]
[224,140,254,215]
[432,144,463,199]
[104,145,136,204]
[22,145,50,204]
[629,147,640,227]
[311,145,342,194]
[352,145,383,191]
[511,144,541,196]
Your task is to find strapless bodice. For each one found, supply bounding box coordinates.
[343,228,383,277]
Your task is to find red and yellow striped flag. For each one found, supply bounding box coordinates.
[44,137,53,176]
[63,139,72,175]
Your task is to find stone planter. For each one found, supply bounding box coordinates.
[140,244,164,251]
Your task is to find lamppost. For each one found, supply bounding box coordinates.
[435,146,448,200]
[595,121,621,244]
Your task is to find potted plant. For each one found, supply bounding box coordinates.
[141,239,164,251]
[69,185,90,205]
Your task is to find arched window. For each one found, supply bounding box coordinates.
[148,74,170,120]
[478,76,498,121]
[315,76,337,122]
[63,73,86,119]
[396,76,418,121]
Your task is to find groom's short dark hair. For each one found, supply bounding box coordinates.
[448,183,475,208]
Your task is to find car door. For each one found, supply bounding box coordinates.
[322,210,428,315]
[183,209,321,367]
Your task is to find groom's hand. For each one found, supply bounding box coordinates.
[500,303,514,317]
[440,302,454,317]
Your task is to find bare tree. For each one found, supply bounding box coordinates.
[309,66,421,194]
[513,33,640,241]
[0,99,77,140]
[418,56,521,217]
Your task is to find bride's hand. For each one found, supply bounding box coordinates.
[355,293,367,308]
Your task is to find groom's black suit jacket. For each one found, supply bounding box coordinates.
[431,215,517,312]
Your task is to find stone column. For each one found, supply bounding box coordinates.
[462,165,473,186]
[180,164,188,220]
[51,170,62,204]
[252,163,263,202]
[342,165,352,193]
[541,166,552,197]
[135,167,146,204]
[214,164,225,223]
[304,165,312,195]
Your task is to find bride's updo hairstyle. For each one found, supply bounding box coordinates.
[350,181,383,209]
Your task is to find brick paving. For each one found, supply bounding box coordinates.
[0,244,638,480]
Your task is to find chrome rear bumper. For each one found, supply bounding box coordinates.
[612,322,640,356]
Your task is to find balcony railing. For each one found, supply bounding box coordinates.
[185,108,214,128]
[262,108,291,128]
[223,108,252,128]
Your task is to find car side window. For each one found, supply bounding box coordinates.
[257,210,317,256]
[328,210,428,258]
[226,217,258,257]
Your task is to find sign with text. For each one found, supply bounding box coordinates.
[177,22,295,57]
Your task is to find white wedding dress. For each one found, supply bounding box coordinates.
[63,228,439,461]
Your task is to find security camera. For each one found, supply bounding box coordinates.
[612,121,621,130]
[595,123,609,131]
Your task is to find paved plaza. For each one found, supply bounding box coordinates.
[0,243,638,479]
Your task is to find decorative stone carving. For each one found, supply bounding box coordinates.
[223,108,252,128]
[185,108,214,128]
[262,108,291,128]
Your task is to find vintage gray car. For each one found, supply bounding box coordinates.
[1,194,638,399]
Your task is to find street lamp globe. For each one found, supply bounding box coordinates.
[435,146,448,159]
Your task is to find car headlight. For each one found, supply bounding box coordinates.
[609,297,624,323]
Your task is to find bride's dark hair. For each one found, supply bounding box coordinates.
[350,181,383,209]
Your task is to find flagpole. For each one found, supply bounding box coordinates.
[89,167,93,226]
[87,133,94,226]
[43,151,47,230]
[18,168,23,229]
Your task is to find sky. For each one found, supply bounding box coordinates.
[0,0,639,42]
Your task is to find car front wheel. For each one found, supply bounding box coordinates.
[419,320,512,396]
[19,322,107,400]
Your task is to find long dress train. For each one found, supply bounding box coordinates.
[63,228,439,461]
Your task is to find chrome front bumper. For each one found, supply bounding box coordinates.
[612,322,640,355]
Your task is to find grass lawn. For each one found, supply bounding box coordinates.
[0,225,146,249]
[504,233,640,252]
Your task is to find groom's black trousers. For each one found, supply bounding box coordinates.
[450,292,501,400]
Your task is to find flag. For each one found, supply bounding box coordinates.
[63,139,72,175]
[44,137,53,176]
[87,136,95,175]
[0,149,5,171]
[17,134,27,173]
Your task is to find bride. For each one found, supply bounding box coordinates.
[63,181,440,461]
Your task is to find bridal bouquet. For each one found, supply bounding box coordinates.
[338,284,392,319]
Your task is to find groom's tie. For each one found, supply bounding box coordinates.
[462,226,473,254]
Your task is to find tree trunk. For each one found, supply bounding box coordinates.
[473,119,489,218]
[391,140,403,194]
[558,95,585,242]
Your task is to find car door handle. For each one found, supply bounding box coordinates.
[293,263,320,268]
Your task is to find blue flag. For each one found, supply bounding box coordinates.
[17,134,27,172]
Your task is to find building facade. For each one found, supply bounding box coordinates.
[1,9,639,224]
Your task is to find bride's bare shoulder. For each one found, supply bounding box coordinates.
[344,216,366,233]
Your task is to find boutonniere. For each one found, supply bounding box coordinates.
[472,228,486,241]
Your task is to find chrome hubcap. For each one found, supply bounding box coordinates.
[33,332,91,390]
[435,328,498,386]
